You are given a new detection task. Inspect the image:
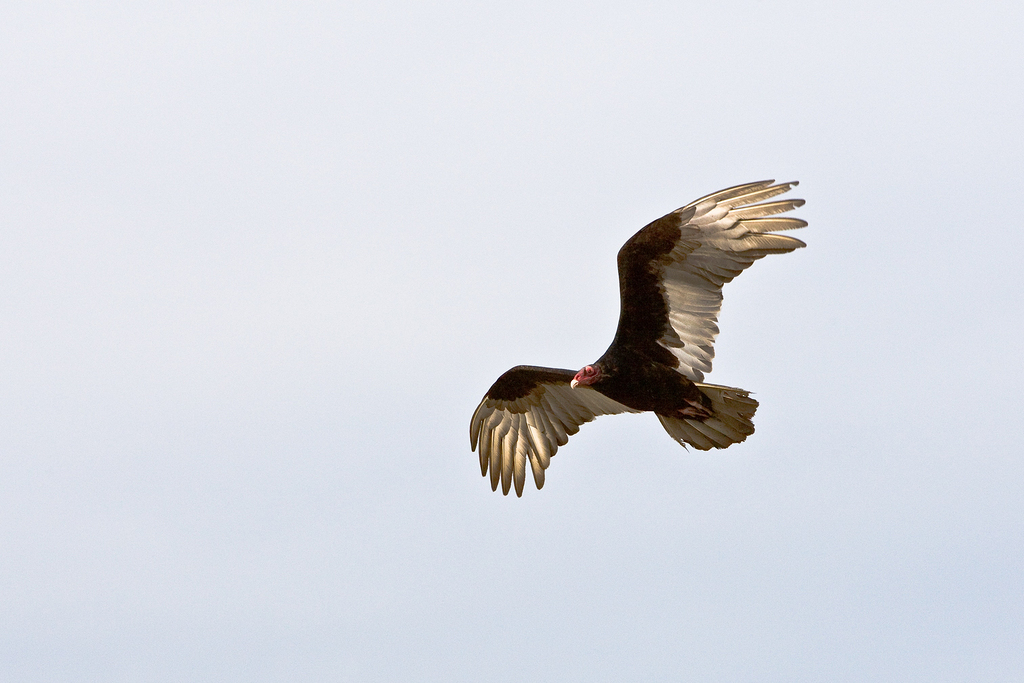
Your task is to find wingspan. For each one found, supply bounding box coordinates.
[613,180,806,382]
[469,366,638,496]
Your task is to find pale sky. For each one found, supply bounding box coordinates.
[2,1,1022,681]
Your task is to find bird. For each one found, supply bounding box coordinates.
[469,180,806,496]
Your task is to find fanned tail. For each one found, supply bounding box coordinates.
[656,383,758,450]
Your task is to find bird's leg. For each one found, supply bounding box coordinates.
[676,395,713,420]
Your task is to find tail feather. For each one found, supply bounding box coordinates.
[657,383,758,450]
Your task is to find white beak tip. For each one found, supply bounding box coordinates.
[570,379,579,389]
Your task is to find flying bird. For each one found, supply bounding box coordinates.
[470,180,806,496]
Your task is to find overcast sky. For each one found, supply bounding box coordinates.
[2,1,1022,681]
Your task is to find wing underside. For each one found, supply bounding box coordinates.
[470,366,637,496]
[615,180,806,381]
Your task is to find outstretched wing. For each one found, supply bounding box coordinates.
[612,180,806,382]
[469,365,638,496]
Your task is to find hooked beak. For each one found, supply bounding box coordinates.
[570,379,579,389]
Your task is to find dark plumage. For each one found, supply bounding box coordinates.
[470,180,806,496]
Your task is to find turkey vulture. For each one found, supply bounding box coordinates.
[470,180,806,496]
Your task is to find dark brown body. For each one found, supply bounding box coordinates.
[592,346,713,419]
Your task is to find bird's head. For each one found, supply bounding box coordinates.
[570,364,601,389]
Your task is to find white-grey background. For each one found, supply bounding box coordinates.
[2,1,1021,681]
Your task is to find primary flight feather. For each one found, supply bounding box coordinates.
[470,180,806,496]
